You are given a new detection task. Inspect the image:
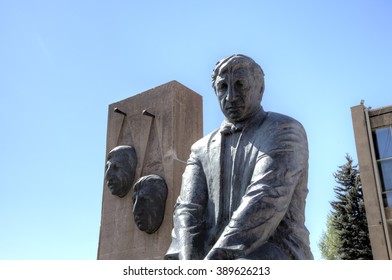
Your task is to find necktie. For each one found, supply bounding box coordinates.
[220,122,244,135]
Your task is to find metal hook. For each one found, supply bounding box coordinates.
[142,110,155,118]
[114,107,127,116]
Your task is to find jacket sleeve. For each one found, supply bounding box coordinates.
[205,120,308,259]
[166,144,208,260]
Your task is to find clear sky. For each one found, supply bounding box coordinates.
[0,0,391,260]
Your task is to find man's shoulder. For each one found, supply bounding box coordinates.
[190,128,220,152]
[248,111,307,146]
[263,111,306,131]
[260,112,308,148]
[266,111,302,124]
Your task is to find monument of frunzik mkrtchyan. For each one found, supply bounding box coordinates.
[165,55,312,260]
[98,54,312,260]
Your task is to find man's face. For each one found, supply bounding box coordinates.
[132,188,160,234]
[214,65,262,123]
[105,156,133,197]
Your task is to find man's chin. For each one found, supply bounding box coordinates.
[108,185,123,197]
[223,110,244,121]
[137,222,148,232]
[226,115,243,123]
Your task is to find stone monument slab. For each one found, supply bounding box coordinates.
[97,80,202,259]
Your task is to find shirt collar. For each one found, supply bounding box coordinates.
[220,107,266,135]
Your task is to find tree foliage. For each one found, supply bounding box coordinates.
[319,154,373,260]
[318,214,340,259]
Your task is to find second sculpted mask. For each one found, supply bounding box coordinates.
[132,174,168,234]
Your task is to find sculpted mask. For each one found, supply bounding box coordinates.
[105,145,137,198]
[132,174,168,234]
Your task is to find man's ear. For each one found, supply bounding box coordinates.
[259,83,265,102]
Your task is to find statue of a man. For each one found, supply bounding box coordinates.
[165,54,313,260]
[105,145,137,198]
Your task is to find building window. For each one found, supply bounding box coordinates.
[373,126,392,207]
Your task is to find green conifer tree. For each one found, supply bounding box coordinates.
[318,213,340,259]
[330,155,373,260]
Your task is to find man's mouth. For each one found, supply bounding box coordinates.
[226,107,243,115]
[135,216,147,229]
[225,103,244,111]
[107,181,117,190]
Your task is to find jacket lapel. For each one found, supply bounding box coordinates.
[206,130,223,227]
[231,111,268,209]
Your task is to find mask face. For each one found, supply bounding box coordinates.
[105,156,133,197]
[133,188,160,233]
[132,175,167,234]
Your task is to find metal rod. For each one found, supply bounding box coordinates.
[114,107,127,116]
[142,109,155,118]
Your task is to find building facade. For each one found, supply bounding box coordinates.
[351,104,392,259]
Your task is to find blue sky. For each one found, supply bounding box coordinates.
[0,0,391,260]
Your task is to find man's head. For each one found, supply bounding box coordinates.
[105,145,137,198]
[132,174,168,234]
[212,54,265,123]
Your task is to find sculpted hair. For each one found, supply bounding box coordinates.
[211,54,265,97]
[107,145,137,171]
[133,174,168,203]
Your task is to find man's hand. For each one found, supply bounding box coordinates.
[204,248,234,260]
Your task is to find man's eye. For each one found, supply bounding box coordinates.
[218,82,227,91]
[111,164,118,170]
[235,80,244,89]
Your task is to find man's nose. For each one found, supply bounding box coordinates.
[133,198,141,213]
[105,167,114,180]
[225,84,237,102]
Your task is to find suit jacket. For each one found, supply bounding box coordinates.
[166,109,313,259]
